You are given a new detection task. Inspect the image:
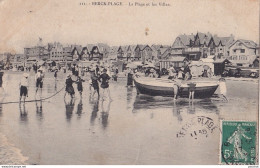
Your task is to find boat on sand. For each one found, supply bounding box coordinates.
[134,77,219,98]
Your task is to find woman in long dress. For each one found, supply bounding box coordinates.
[64,74,75,99]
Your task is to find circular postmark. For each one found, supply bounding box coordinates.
[176,115,219,140]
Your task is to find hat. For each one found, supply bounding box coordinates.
[103,68,107,72]
[23,73,29,78]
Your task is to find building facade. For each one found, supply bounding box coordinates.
[172,32,236,61]
[228,39,259,67]
[117,46,128,61]
[24,46,49,63]
[213,35,235,59]
[81,47,90,61]
[49,42,64,62]
[71,45,83,61]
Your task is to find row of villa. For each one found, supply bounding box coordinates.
[115,32,259,71]
[0,32,259,71]
[24,43,111,63]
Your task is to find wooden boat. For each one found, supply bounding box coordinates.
[134,77,219,98]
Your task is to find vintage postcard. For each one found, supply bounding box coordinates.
[0,0,258,165]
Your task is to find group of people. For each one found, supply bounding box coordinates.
[64,64,112,101]
[19,66,45,102]
[18,62,227,103]
[168,64,192,81]
[167,64,227,102]
[201,68,213,78]
[18,63,117,102]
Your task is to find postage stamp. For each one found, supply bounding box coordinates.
[220,121,257,165]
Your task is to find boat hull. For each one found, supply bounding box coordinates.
[134,78,219,98]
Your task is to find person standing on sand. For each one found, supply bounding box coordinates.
[218,78,228,102]
[173,84,179,100]
[177,68,184,79]
[187,82,196,101]
[54,69,58,81]
[168,64,176,79]
[91,71,100,98]
[35,69,44,98]
[19,73,29,102]
[172,79,181,100]
[127,68,134,86]
[64,74,75,99]
[96,65,100,76]
[99,69,112,101]
[74,65,79,77]
[76,76,85,98]
[112,68,118,81]
[208,68,213,78]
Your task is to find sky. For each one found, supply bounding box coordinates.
[0,0,259,53]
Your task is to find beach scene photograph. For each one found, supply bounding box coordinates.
[0,0,259,165]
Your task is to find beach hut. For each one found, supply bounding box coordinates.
[200,56,215,74]
[213,59,231,76]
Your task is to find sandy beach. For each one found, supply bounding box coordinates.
[0,71,258,165]
[0,133,28,165]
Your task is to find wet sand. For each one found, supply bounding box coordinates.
[0,133,28,165]
[0,71,258,165]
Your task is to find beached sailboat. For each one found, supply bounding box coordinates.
[134,77,219,98]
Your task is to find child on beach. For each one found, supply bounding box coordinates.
[91,71,100,98]
[187,82,196,101]
[19,73,29,102]
[76,76,85,97]
[172,79,181,100]
[35,69,44,98]
[218,78,228,102]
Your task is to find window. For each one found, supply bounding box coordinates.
[241,49,245,53]
[233,49,236,53]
